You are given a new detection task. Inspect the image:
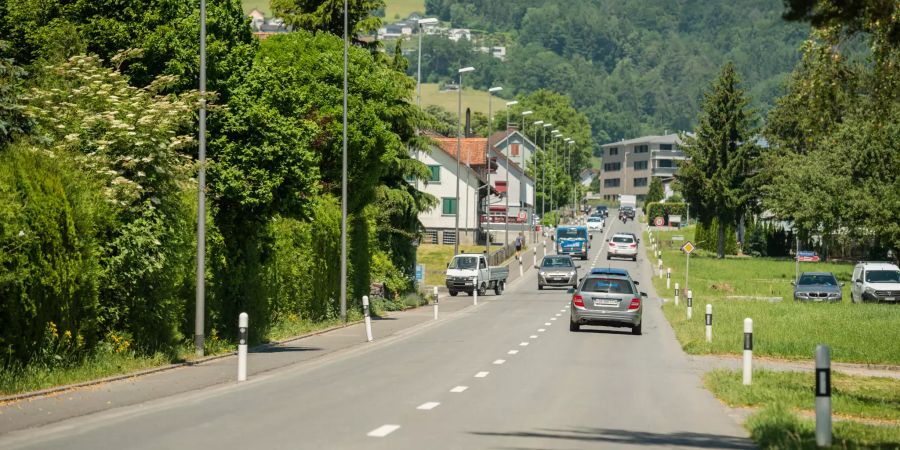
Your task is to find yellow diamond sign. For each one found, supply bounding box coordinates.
[681,241,695,254]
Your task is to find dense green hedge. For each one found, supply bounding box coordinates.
[695,218,739,255]
[645,202,687,225]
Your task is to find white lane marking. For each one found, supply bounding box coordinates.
[530,335,538,339]
[475,371,490,378]
[560,309,566,312]
[368,425,401,437]
[508,350,519,355]
[555,313,561,317]
[493,359,506,365]
[450,386,468,393]
[519,341,529,346]
[551,318,557,321]
[417,402,440,410]
[538,328,546,332]
[545,322,552,325]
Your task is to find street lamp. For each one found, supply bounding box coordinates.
[504,100,518,130]
[340,0,350,323]
[195,0,208,356]
[568,140,576,212]
[455,66,475,255]
[541,123,552,216]
[520,111,533,243]
[551,131,562,212]
[485,86,502,254]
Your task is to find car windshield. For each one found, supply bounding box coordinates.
[582,277,634,294]
[798,274,837,286]
[612,236,634,243]
[588,217,602,222]
[865,270,900,283]
[557,228,587,239]
[449,257,478,270]
[542,257,573,268]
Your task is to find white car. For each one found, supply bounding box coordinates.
[606,234,638,261]
[587,216,604,231]
[851,262,900,303]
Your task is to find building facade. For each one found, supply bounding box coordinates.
[597,134,688,202]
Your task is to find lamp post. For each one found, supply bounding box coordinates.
[455,66,475,255]
[551,130,561,213]
[504,100,518,130]
[519,110,533,245]
[486,86,502,254]
[340,0,349,323]
[568,140,576,212]
[194,0,208,356]
[541,123,552,216]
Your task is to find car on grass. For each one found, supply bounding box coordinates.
[569,274,646,334]
[536,255,581,290]
[606,234,638,261]
[792,272,843,302]
[851,262,900,303]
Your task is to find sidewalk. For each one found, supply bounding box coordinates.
[0,241,547,435]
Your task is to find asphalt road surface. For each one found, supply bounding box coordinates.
[1,215,752,450]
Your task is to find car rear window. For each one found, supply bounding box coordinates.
[612,236,634,243]
[581,277,634,294]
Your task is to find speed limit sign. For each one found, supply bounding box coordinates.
[654,216,664,227]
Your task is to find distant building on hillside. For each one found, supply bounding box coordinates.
[597,134,690,202]
[247,9,290,39]
[448,28,471,42]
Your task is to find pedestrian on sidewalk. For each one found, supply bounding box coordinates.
[514,233,523,260]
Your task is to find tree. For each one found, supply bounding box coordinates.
[0,42,31,145]
[272,0,384,38]
[678,62,759,258]
[645,177,664,204]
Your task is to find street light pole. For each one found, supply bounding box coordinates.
[486,86,502,254]
[340,0,349,323]
[541,123,552,216]
[568,140,576,212]
[194,0,207,357]
[505,100,518,130]
[455,66,475,255]
[517,109,532,246]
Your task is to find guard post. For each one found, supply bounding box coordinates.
[816,345,832,447]
[237,312,248,382]
[363,295,373,342]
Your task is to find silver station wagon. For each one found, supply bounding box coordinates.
[570,274,645,335]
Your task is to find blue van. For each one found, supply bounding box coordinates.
[556,226,589,260]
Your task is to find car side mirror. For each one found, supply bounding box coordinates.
[605,239,610,242]
[640,292,647,297]
[855,279,862,284]
[534,265,540,270]
[634,281,640,285]
[840,282,845,287]
[790,281,795,286]
[567,288,575,294]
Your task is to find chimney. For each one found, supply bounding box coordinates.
[465,108,472,137]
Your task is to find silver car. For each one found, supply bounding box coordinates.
[793,272,843,302]
[569,274,645,334]
[536,255,580,290]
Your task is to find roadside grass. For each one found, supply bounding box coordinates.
[747,404,900,449]
[419,83,507,116]
[384,0,425,20]
[645,227,900,365]
[705,369,900,422]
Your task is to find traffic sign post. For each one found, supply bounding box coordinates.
[681,241,695,294]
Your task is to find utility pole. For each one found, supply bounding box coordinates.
[340,0,349,323]
[194,0,207,357]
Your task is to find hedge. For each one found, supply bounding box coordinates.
[645,202,688,225]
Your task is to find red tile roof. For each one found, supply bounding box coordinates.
[432,137,489,167]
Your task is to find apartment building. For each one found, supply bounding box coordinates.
[597,134,688,202]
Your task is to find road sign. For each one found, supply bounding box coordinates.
[681,241,695,254]
[654,216,664,227]
[518,210,527,221]
[415,264,425,283]
[672,235,685,241]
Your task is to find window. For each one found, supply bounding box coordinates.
[442,231,457,245]
[442,197,457,215]
[658,159,674,168]
[603,162,621,172]
[428,165,441,182]
[635,145,649,153]
[633,177,648,187]
[511,143,520,156]
[633,161,648,170]
[608,147,619,156]
[604,178,620,188]
[425,230,438,244]
[660,143,673,151]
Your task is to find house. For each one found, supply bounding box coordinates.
[476,46,507,61]
[597,133,690,202]
[448,28,471,42]
[579,168,596,187]
[248,8,265,29]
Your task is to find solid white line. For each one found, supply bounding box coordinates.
[368,425,401,437]
[530,335,538,339]
[450,386,468,393]
[493,359,506,365]
[417,402,440,410]
[519,341,529,346]
[507,350,519,355]
[475,371,490,378]
[538,328,546,332]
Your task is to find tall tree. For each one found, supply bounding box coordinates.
[678,62,759,258]
[272,0,384,38]
[0,41,31,145]
[645,177,664,204]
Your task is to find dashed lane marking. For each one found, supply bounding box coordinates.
[475,371,490,378]
[529,335,538,339]
[417,402,440,410]
[450,386,468,393]
[545,322,552,325]
[538,329,546,332]
[507,350,519,355]
[367,425,401,437]
[493,359,506,365]
[551,318,557,321]
[519,342,530,346]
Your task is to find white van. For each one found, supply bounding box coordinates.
[850,262,900,303]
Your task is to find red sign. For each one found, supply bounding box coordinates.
[518,211,527,220]
[654,217,664,226]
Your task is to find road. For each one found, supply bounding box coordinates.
[0,215,752,449]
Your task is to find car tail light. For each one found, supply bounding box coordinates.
[629,243,636,248]
[608,242,615,247]
[628,298,641,310]
[573,295,585,308]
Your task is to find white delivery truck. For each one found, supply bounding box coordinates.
[445,254,510,297]
[619,194,637,210]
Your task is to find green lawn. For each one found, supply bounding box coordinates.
[746,404,900,449]
[384,0,425,21]
[419,83,507,117]
[242,0,270,16]
[646,227,900,365]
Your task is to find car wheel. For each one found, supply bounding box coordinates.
[538,284,544,290]
[449,290,458,297]
[631,322,642,335]
[569,321,580,332]
[606,255,611,260]
[494,282,503,295]
[632,256,637,262]
[477,284,486,296]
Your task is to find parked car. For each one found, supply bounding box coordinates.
[850,262,900,303]
[792,272,843,302]
[569,273,646,334]
[536,255,581,290]
[606,234,638,261]
[587,216,604,232]
[445,254,509,297]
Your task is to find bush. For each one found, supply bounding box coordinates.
[645,202,687,225]
[695,218,738,255]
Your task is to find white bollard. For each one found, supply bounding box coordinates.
[433,286,439,320]
[237,312,248,382]
[674,283,680,306]
[743,318,753,385]
[816,345,832,447]
[687,290,693,319]
[473,276,478,306]
[666,268,671,289]
[519,259,524,278]
[363,295,373,342]
[705,304,713,343]
[658,259,663,278]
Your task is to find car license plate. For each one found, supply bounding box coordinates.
[887,297,896,301]
[594,299,618,307]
